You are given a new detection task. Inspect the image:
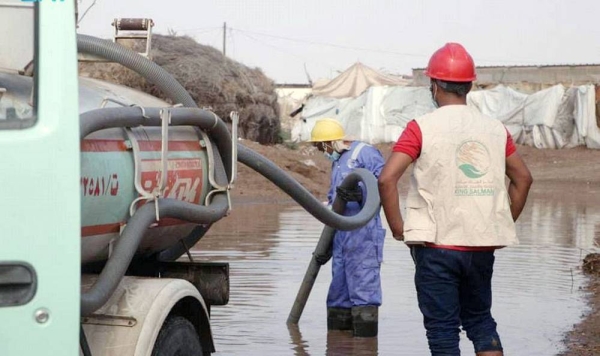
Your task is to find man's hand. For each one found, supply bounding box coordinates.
[392,233,404,241]
[391,221,404,241]
[506,152,533,221]
[378,152,413,243]
[336,186,363,203]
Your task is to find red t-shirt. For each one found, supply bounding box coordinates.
[393,120,516,161]
[393,120,516,252]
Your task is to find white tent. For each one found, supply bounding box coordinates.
[311,62,410,99]
[294,86,435,143]
[294,84,600,149]
[468,85,600,149]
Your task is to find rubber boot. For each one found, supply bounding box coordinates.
[327,307,352,331]
[351,306,378,337]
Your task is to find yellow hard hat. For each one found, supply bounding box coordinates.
[309,118,345,142]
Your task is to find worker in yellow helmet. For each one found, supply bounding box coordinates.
[309,118,385,338]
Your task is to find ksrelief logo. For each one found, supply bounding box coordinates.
[456,140,490,179]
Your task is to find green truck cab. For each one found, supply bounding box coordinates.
[0,2,229,355]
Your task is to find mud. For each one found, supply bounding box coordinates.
[561,254,600,356]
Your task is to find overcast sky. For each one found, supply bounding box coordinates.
[77,0,600,84]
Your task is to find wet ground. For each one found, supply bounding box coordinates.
[192,189,600,356]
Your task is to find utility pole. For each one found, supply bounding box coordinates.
[222,22,226,56]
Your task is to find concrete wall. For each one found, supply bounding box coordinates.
[412,65,600,89]
[413,67,600,130]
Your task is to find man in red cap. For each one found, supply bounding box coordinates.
[378,43,533,355]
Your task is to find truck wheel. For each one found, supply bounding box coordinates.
[152,316,203,356]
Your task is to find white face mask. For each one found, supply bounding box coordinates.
[320,142,338,161]
[324,151,341,162]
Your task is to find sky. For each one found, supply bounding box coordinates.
[77,0,600,84]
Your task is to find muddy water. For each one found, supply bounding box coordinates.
[192,191,600,355]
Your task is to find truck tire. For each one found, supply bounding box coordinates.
[152,316,203,356]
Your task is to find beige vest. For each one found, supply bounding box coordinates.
[404,105,518,247]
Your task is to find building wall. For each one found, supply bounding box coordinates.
[412,67,600,130]
[412,65,600,89]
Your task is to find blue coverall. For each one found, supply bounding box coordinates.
[326,141,386,308]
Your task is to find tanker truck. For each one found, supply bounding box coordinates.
[0,1,380,355]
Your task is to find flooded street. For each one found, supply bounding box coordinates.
[192,190,600,355]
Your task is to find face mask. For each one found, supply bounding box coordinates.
[324,151,341,162]
[430,83,439,109]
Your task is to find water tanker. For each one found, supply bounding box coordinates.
[0,3,381,355]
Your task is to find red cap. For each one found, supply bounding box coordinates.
[424,43,476,82]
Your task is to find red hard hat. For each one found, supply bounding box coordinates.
[424,43,476,82]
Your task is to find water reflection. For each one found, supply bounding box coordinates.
[325,330,378,356]
[286,324,309,356]
[195,203,284,258]
[192,190,599,356]
[522,194,600,249]
[286,324,379,356]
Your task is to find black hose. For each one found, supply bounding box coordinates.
[80,108,232,315]
[79,106,379,314]
[157,225,211,262]
[76,35,381,230]
[157,136,229,262]
[287,183,348,325]
[82,107,380,231]
[75,34,381,316]
[81,195,229,316]
[80,326,92,356]
[237,145,380,231]
[81,107,232,182]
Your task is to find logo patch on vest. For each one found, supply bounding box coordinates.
[456,140,490,178]
[454,140,495,196]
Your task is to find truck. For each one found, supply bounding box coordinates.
[0,1,380,355]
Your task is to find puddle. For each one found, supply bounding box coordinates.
[192,191,600,355]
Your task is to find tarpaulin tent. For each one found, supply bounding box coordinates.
[294,86,435,143]
[311,62,410,99]
[468,85,600,149]
[294,84,600,149]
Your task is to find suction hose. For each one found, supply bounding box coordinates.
[81,196,228,316]
[287,191,345,325]
[76,35,381,316]
[81,106,233,182]
[81,106,380,231]
[237,146,380,230]
[77,34,380,230]
[80,108,231,316]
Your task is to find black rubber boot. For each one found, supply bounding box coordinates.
[351,306,378,337]
[327,307,352,331]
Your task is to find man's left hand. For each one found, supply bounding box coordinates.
[336,186,363,202]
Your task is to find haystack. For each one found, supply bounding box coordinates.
[79,35,281,144]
